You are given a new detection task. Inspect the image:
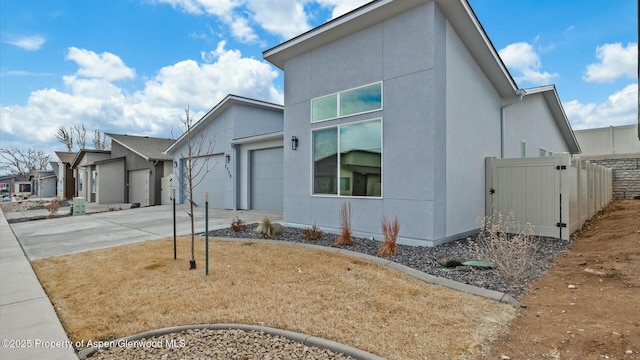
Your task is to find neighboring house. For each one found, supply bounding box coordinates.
[0,175,31,196]
[575,124,640,199]
[55,151,77,200]
[165,94,284,211]
[71,150,111,202]
[263,0,580,246]
[30,169,57,198]
[107,133,175,206]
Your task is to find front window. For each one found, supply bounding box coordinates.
[313,119,382,197]
[340,83,382,117]
[311,82,382,123]
[91,170,97,193]
[78,171,84,192]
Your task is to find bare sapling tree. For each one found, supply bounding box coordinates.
[0,147,51,176]
[92,129,110,150]
[74,124,87,150]
[177,106,216,269]
[55,126,74,151]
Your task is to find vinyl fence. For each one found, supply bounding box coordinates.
[485,153,612,240]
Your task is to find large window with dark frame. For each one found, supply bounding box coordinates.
[313,119,382,197]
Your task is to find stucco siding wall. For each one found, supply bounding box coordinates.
[504,94,569,157]
[172,110,234,207]
[232,105,284,140]
[282,3,445,245]
[444,20,502,240]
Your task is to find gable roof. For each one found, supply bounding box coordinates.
[263,0,518,97]
[55,151,77,164]
[70,149,111,168]
[107,133,175,161]
[521,85,581,154]
[165,94,284,154]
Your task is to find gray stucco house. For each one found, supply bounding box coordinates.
[165,94,284,211]
[263,0,580,246]
[107,133,175,206]
[55,151,76,200]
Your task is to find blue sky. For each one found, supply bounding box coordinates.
[0,0,637,158]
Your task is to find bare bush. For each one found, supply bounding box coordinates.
[231,217,246,233]
[472,211,538,283]
[302,224,323,241]
[254,216,283,238]
[377,216,400,257]
[333,201,354,246]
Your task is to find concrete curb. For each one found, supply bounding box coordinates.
[77,324,385,360]
[211,237,523,308]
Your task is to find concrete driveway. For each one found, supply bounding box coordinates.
[10,204,282,260]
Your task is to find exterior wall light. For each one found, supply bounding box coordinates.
[291,136,299,150]
[225,154,231,163]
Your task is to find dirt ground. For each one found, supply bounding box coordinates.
[482,200,640,360]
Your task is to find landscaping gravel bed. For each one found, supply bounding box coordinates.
[204,225,571,298]
[87,329,355,360]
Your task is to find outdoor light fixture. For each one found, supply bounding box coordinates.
[225,154,230,163]
[291,136,299,150]
[174,161,178,168]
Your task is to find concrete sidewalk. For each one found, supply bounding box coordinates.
[0,210,78,360]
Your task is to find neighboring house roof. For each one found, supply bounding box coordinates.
[521,85,581,154]
[165,94,284,154]
[70,149,111,168]
[263,0,518,97]
[55,151,77,164]
[107,133,175,161]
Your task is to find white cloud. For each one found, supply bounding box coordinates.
[66,47,136,81]
[5,35,46,51]
[583,42,637,83]
[151,0,238,17]
[0,43,283,150]
[229,14,259,43]
[151,0,369,42]
[499,42,558,85]
[315,0,370,18]
[564,84,638,129]
[245,0,310,39]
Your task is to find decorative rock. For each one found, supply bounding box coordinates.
[435,255,463,268]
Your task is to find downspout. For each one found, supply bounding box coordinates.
[500,88,527,158]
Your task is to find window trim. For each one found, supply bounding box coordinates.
[310,118,383,199]
[310,82,383,123]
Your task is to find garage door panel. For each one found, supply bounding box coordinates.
[129,169,149,206]
[250,147,283,212]
[252,162,283,179]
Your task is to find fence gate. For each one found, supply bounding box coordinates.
[486,153,611,241]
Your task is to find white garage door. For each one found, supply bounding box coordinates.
[250,147,283,212]
[129,169,149,206]
[183,154,226,208]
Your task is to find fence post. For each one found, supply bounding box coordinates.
[558,153,571,240]
[485,157,496,218]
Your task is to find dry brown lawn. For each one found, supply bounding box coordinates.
[32,237,516,359]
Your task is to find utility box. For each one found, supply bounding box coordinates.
[73,197,85,216]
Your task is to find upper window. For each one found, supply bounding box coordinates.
[313,119,382,197]
[311,82,382,122]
